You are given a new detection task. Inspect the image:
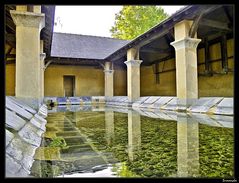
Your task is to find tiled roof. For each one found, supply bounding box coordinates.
[51,32,130,59]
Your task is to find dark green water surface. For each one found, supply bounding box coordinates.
[30,107,234,178]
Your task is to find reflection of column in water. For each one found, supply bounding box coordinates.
[177,113,199,177]
[128,110,141,161]
[105,110,114,145]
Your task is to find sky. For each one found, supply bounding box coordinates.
[53,6,185,37]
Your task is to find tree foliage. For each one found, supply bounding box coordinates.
[110,6,169,40]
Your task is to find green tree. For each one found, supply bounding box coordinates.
[110,6,169,40]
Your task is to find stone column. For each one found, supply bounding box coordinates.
[10,7,45,109]
[128,110,141,161]
[124,48,142,103]
[170,20,201,110]
[177,113,199,177]
[105,110,114,145]
[40,40,46,105]
[104,62,114,97]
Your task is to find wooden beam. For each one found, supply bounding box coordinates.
[204,37,210,73]
[6,54,15,58]
[189,5,223,38]
[197,32,233,49]
[221,34,228,73]
[5,33,16,48]
[6,16,16,33]
[199,18,231,32]
[223,6,233,25]
[6,60,15,64]
[189,13,204,38]
[147,55,175,66]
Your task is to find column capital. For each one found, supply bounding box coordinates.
[104,69,114,74]
[10,10,45,30]
[124,60,143,67]
[170,37,201,51]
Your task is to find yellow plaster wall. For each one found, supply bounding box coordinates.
[140,58,176,96]
[114,69,127,96]
[44,65,104,96]
[197,39,234,97]
[140,39,234,97]
[44,64,127,97]
[6,64,16,96]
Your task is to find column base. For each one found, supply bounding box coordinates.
[177,98,198,111]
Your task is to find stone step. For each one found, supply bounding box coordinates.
[56,131,81,137]
[64,136,86,146]
[60,144,93,154]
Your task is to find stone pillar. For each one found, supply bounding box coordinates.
[10,7,45,109]
[177,113,199,177]
[170,20,201,110]
[105,110,114,145]
[128,110,141,161]
[104,62,114,97]
[124,48,142,103]
[40,40,46,105]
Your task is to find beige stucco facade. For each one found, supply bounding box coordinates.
[43,64,127,97]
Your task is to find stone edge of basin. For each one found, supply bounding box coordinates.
[5,96,48,177]
[44,96,233,116]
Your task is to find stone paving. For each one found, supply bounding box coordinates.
[5,96,48,177]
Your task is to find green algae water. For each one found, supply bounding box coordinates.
[30,106,234,178]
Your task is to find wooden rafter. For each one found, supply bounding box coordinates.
[199,18,231,32]
[189,5,223,38]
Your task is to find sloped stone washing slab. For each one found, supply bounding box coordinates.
[213,98,233,115]
[139,97,160,108]
[6,129,14,147]
[6,137,37,171]
[8,96,37,114]
[18,123,44,147]
[152,97,174,108]
[132,97,150,108]
[6,97,33,120]
[6,109,27,131]
[161,97,178,111]
[188,97,223,113]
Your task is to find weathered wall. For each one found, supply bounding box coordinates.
[5,44,16,96]
[6,64,16,96]
[197,39,234,97]
[140,38,234,97]
[44,65,104,96]
[140,58,176,96]
[114,68,127,96]
[44,64,127,97]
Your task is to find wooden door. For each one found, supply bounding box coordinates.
[64,76,75,97]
